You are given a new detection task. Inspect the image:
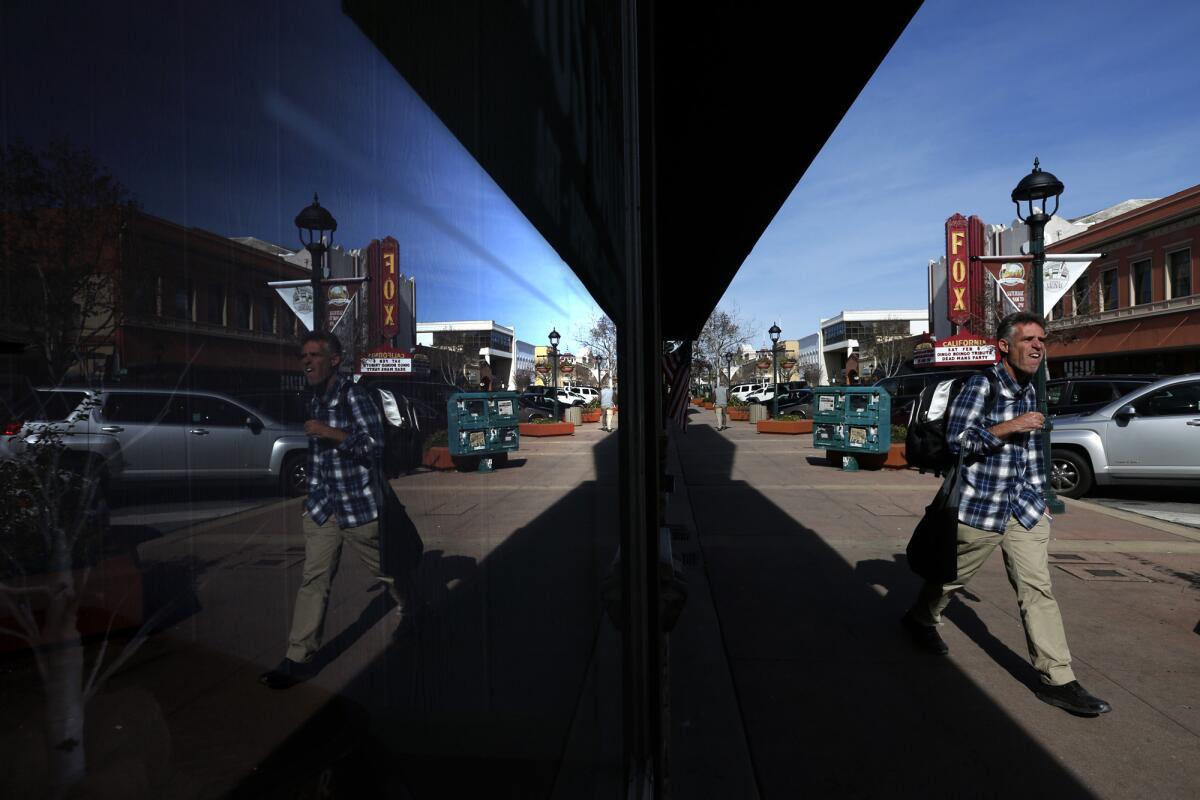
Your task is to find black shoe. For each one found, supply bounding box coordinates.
[259,658,317,690]
[1035,681,1112,716]
[901,609,949,655]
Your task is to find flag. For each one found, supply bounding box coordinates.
[662,340,692,432]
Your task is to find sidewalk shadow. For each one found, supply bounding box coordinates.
[670,423,1093,799]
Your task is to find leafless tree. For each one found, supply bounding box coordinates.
[862,334,918,380]
[695,306,755,390]
[576,313,618,385]
[512,367,535,391]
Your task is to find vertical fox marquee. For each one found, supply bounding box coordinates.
[939,213,997,366]
[367,236,401,344]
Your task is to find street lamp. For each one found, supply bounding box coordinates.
[549,327,561,422]
[723,351,734,389]
[768,323,782,417]
[594,355,605,387]
[1011,157,1065,514]
[295,193,337,333]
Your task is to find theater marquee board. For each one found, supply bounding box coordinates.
[358,346,413,374]
[931,330,998,366]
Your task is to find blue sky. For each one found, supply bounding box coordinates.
[4,0,1199,358]
[725,0,1200,348]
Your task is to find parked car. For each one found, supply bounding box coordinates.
[567,385,600,405]
[730,382,767,403]
[1045,374,1161,417]
[3,386,312,497]
[1050,373,1200,498]
[518,394,558,422]
[775,389,813,418]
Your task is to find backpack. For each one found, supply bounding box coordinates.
[342,382,420,478]
[905,371,1000,475]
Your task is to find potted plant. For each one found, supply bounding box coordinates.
[727,395,750,421]
[421,428,456,470]
[883,423,908,469]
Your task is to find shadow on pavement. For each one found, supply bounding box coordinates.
[672,422,1094,799]
[233,433,622,798]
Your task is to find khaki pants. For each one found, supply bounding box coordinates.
[714,406,727,429]
[286,512,398,663]
[602,408,614,430]
[912,514,1075,686]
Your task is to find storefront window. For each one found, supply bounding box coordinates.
[1100,268,1119,311]
[1071,274,1089,316]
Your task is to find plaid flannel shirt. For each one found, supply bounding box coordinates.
[946,362,1047,533]
[304,375,383,529]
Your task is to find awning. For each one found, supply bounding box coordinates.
[1050,313,1200,359]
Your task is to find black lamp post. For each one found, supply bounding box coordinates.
[595,355,605,387]
[549,327,561,422]
[1011,158,1066,514]
[769,323,782,417]
[295,193,337,333]
[723,351,734,389]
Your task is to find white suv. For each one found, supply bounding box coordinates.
[730,383,766,403]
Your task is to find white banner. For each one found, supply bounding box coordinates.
[276,285,314,331]
[1042,259,1097,312]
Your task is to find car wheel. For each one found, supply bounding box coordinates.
[1050,448,1093,498]
[281,452,308,497]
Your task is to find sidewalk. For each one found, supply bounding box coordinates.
[668,410,1200,799]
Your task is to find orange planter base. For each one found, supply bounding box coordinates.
[520,422,575,437]
[757,419,813,434]
[421,446,456,470]
[727,409,750,421]
[882,444,908,469]
[581,410,601,423]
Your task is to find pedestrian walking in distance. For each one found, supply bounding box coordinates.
[260,331,409,689]
[901,311,1111,717]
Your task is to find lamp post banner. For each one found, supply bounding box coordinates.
[277,285,314,331]
[1041,259,1096,313]
[326,281,361,333]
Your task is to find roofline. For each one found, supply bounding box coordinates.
[1049,183,1200,252]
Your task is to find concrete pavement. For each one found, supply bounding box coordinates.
[4,410,1198,798]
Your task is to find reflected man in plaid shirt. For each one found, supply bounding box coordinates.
[902,312,1111,717]
[260,331,404,690]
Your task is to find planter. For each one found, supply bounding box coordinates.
[691,398,704,406]
[520,421,575,437]
[564,406,583,425]
[757,419,813,435]
[421,446,456,470]
[727,408,750,421]
[581,409,602,423]
[749,405,769,423]
[702,402,715,410]
[882,443,908,469]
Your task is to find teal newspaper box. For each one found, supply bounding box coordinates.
[812,386,891,455]
[447,392,521,468]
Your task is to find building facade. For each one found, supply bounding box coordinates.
[417,320,516,388]
[1046,185,1200,376]
[819,309,928,383]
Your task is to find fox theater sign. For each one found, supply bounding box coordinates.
[929,213,999,367]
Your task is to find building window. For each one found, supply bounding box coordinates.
[234,292,251,329]
[173,280,193,320]
[1131,259,1152,305]
[257,296,274,333]
[207,283,224,325]
[1071,273,1089,316]
[1167,249,1192,299]
[1051,298,1065,319]
[1100,268,1119,311]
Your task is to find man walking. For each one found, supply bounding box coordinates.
[901,311,1111,716]
[713,382,728,430]
[260,331,407,689]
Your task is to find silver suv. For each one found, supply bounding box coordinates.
[2,387,311,496]
[1050,373,1200,498]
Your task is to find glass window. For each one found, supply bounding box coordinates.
[14,390,89,422]
[234,292,251,329]
[898,375,927,395]
[172,280,192,319]
[1070,382,1114,405]
[257,297,274,333]
[1168,249,1192,298]
[1046,382,1065,406]
[186,395,252,427]
[1131,259,1152,305]
[101,393,184,424]
[1071,274,1089,316]
[1133,381,1200,416]
[206,284,224,325]
[876,377,900,396]
[1100,268,1119,311]
[1115,381,1149,398]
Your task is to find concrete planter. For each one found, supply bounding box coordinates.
[581,409,602,423]
[520,421,575,437]
[421,446,456,470]
[756,419,813,435]
[749,404,769,423]
[565,406,583,425]
[727,408,750,421]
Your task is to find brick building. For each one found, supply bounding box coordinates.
[1047,185,1200,377]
